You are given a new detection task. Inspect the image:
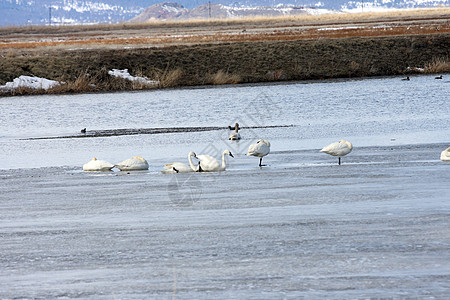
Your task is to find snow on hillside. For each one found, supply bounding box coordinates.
[0,0,448,26]
[131,2,339,22]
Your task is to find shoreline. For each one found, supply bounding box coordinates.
[1,10,449,97]
[1,34,449,97]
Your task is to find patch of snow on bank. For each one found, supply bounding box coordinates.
[0,76,62,91]
[108,69,159,86]
[406,67,425,72]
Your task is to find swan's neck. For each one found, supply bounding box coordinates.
[188,154,197,171]
[221,152,227,169]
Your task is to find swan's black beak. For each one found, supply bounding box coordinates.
[229,153,234,158]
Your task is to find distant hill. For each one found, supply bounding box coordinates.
[0,0,448,26]
[129,2,332,22]
[130,3,189,23]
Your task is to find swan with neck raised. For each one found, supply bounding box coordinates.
[229,123,241,140]
[163,151,201,173]
[115,156,149,171]
[440,147,450,161]
[247,139,270,167]
[320,139,353,165]
[83,158,115,171]
[197,149,234,172]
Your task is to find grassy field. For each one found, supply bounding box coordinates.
[0,8,449,95]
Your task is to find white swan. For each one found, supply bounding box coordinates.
[440,147,450,161]
[320,139,353,165]
[247,139,270,167]
[197,149,234,172]
[115,156,149,171]
[163,151,201,173]
[229,123,241,140]
[83,158,114,171]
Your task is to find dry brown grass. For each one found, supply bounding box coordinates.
[158,69,184,88]
[209,70,241,85]
[66,71,96,91]
[424,57,450,73]
[1,23,447,51]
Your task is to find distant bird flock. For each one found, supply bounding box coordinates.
[82,122,449,172]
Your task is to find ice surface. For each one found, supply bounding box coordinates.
[0,144,449,299]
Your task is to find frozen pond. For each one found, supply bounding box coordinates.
[0,75,449,298]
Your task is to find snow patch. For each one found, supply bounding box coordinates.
[108,69,159,86]
[0,76,62,91]
[406,66,425,72]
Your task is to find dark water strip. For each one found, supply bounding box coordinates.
[22,125,293,140]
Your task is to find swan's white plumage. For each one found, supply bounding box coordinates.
[229,132,241,140]
[115,156,149,171]
[321,140,353,156]
[163,162,194,173]
[247,139,270,157]
[83,158,114,171]
[247,139,270,166]
[320,140,353,165]
[197,149,233,172]
[162,152,200,173]
[440,147,450,161]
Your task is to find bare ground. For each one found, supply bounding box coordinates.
[0,9,449,95]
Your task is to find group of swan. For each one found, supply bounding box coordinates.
[82,138,349,172]
[162,140,270,173]
[82,133,450,172]
[83,156,149,172]
[82,136,269,173]
[163,150,234,173]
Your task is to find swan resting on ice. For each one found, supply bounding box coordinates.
[83,158,115,171]
[320,139,353,165]
[247,139,270,167]
[163,151,201,173]
[228,123,241,140]
[440,147,450,161]
[197,149,234,172]
[115,156,149,171]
